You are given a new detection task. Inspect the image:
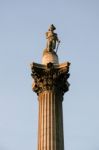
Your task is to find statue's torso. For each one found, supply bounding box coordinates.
[46,31,57,41]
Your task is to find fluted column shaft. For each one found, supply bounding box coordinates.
[31,62,70,150]
[38,90,64,150]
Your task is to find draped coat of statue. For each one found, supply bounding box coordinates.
[46,24,60,51]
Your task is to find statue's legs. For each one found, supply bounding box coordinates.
[52,41,56,50]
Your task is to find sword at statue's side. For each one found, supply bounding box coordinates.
[56,41,60,53]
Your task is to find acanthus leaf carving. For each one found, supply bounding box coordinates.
[31,62,70,95]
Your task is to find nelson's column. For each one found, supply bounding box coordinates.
[31,24,70,150]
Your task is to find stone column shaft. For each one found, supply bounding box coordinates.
[38,91,64,150]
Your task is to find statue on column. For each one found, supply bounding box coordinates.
[46,24,60,52]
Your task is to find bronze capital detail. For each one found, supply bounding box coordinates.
[31,62,70,96]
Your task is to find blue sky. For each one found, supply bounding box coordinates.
[0,0,99,150]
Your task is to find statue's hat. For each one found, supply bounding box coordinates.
[49,24,56,31]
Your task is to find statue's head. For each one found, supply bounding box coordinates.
[49,24,56,31]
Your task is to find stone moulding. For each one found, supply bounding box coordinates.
[31,62,70,96]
